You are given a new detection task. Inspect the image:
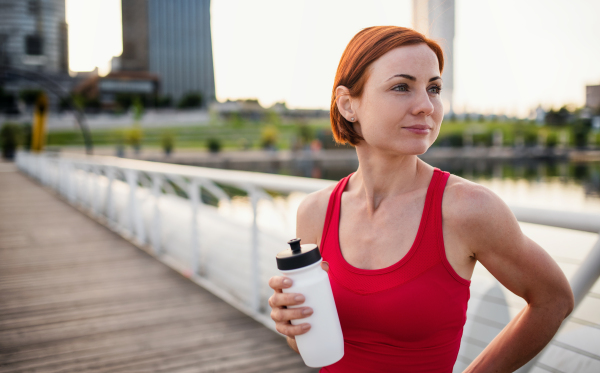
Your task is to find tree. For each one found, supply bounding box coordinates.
[545,106,570,126]
[19,89,44,106]
[0,87,18,114]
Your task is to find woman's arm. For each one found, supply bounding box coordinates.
[445,180,574,373]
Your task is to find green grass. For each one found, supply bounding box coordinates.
[43,118,597,150]
[436,120,588,148]
[46,120,333,151]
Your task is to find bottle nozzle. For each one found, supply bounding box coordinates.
[287,238,302,254]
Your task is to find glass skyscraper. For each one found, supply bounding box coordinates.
[0,0,68,73]
[121,0,216,104]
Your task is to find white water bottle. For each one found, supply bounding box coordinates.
[276,238,344,368]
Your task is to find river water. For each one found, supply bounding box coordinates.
[279,158,600,213]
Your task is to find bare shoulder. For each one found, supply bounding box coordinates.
[443,174,506,215]
[443,175,573,314]
[296,183,337,248]
[443,174,521,256]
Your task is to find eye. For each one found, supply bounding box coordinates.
[392,84,409,92]
[428,85,442,94]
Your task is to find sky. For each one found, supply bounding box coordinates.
[66,0,600,117]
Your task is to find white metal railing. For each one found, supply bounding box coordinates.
[16,151,600,373]
[16,151,333,327]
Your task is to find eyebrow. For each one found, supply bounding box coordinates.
[387,74,442,82]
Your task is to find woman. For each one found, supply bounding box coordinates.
[268,26,574,372]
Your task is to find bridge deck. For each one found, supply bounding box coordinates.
[0,162,314,373]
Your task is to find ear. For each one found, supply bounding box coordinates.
[335,86,356,122]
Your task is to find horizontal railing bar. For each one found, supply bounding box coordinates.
[49,152,334,194]
[38,152,600,234]
[510,206,600,234]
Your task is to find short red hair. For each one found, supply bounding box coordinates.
[330,26,445,146]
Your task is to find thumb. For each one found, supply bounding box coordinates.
[321,261,329,273]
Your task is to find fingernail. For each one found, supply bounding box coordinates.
[302,308,313,316]
[302,324,310,330]
[294,295,304,302]
[283,278,292,286]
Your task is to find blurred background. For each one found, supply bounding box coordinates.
[2,1,600,372]
[0,0,599,201]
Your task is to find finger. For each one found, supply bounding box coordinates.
[321,261,329,273]
[269,292,305,308]
[271,306,313,322]
[275,321,311,337]
[268,276,293,291]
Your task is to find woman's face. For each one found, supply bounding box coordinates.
[351,43,444,155]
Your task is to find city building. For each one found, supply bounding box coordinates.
[74,71,160,110]
[0,0,68,73]
[119,0,215,106]
[0,0,72,112]
[412,0,455,114]
[586,85,600,111]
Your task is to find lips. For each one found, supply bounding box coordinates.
[402,125,431,134]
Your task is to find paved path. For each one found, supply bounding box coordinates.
[0,161,314,373]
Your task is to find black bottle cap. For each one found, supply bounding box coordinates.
[276,238,321,270]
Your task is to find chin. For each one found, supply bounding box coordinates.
[390,139,432,156]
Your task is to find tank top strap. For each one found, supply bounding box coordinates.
[428,169,470,285]
[431,169,450,216]
[320,174,353,257]
[428,169,450,237]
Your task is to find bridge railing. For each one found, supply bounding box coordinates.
[16,151,333,327]
[16,151,600,373]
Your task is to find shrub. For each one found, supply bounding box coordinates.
[156,95,172,108]
[1,123,21,159]
[260,125,278,149]
[436,132,463,147]
[572,119,591,148]
[473,130,493,147]
[207,138,221,153]
[161,131,174,155]
[296,123,314,145]
[546,132,558,148]
[126,125,143,153]
[178,92,203,109]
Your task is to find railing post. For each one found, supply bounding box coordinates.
[570,236,600,306]
[189,178,201,275]
[126,169,145,245]
[250,189,260,314]
[54,159,60,191]
[67,162,76,204]
[58,160,64,196]
[151,173,162,256]
[84,164,92,210]
[92,165,100,217]
[42,155,49,186]
[35,153,41,182]
[105,167,115,226]
[39,155,46,185]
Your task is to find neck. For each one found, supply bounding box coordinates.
[352,145,428,214]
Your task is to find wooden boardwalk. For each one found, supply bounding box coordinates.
[0,162,315,373]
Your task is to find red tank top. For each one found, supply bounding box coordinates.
[319,169,470,373]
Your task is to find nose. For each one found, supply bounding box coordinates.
[411,89,435,117]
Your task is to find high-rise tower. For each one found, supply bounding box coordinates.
[120,0,215,104]
[412,0,455,114]
[0,0,69,73]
